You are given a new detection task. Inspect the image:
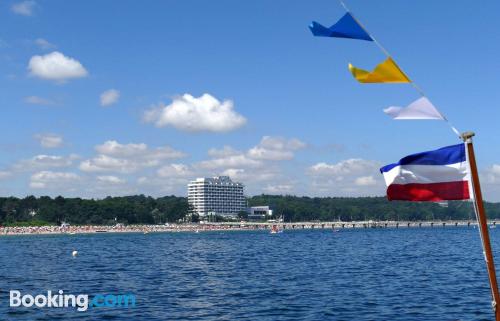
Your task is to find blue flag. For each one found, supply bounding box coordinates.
[309,12,372,41]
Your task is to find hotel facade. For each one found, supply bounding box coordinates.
[187,176,246,217]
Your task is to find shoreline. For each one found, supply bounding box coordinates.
[0,224,255,236]
[0,220,490,236]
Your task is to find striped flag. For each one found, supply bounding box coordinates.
[380,144,473,201]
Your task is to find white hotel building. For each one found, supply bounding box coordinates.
[187,176,246,217]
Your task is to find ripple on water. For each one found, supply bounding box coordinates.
[1,228,499,320]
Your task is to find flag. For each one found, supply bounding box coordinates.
[309,13,373,41]
[383,97,445,120]
[380,144,473,201]
[349,58,411,83]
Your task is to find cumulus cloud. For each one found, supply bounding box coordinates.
[0,171,12,180]
[308,159,384,196]
[35,38,56,50]
[95,140,147,157]
[95,140,185,160]
[80,155,142,174]
[34,133,63,148]
[480,165,500,201]
[192,136,305,194]
[136,175,190,196]
[355,175,377,186]
[96,175,126,185]
[263,184,294,194]
[207,146,241,158]
[24,95,56,106]
[30,171,80,189]
[143,93,246,132]
[198,136,304,172]
[80,140,185,173]
[157,164,193,178]
[28,51,88,82]
[309,159,380,177]
[14,154,78,171]
[197,154,262,170]
[248,136,306,161]
[11,1,36,16]
[482,165,500,184]
[100,89,120,106]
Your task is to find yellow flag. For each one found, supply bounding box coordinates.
[348,58,411,83]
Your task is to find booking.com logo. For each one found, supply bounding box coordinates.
[9,290,136,312]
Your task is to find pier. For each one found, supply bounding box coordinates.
[209,220,496,230]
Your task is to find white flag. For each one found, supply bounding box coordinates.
[383,97,445,120]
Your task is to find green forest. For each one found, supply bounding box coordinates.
[1,194,499,226]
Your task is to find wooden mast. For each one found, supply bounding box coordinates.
[462,131,500,320]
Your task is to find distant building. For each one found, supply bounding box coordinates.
[188,176,246,217]
[248,206,273,221]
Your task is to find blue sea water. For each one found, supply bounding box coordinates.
[0,227,498,321]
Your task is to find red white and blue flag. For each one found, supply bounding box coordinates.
[380,143,473,201]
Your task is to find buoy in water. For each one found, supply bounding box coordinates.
[72,250,78,257]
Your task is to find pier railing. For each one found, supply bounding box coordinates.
[205,220,497,229]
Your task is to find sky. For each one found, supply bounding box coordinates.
[1,0,500,200]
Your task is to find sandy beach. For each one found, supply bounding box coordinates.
[0,224,264,236]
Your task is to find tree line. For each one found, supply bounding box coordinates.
[1,194,499,226]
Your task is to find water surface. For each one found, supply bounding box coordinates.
[0,227,497,320]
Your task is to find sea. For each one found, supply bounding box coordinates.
[0,227,498,320]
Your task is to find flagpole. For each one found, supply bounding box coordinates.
[462,131,500,320]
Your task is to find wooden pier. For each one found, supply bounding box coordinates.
[206,220,498,230]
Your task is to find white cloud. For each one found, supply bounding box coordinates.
[95,140,185,160]
[95,140,147,157]
[34,133,63,148]
[35,38,56,50]
[482,164,500,184]
[220,168,278,183]
[96,175,126,185]
[28,51,88,82]
[308,159,383,196]
[80,140,185,173]
[157,164,193,178]
[135,178,189,196]
[11,1,36,16]
[197,136,304,171]
[79,155,140,173]
[100,89,120,106]
[197,154,262,170]
[355,175,377,186]
[480,165,500,201]
[309,159,380,177]
[24,95,56,106]
[143,93,246,132]
[263,184,294,194]
[248,136,306,161]
[0,171,12,180]
[14,154,78,171]
[30,171,80,189]
[208,146,240,158]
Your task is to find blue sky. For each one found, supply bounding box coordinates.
[1,0,500,200]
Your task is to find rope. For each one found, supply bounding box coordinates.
[337,0,461,139]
